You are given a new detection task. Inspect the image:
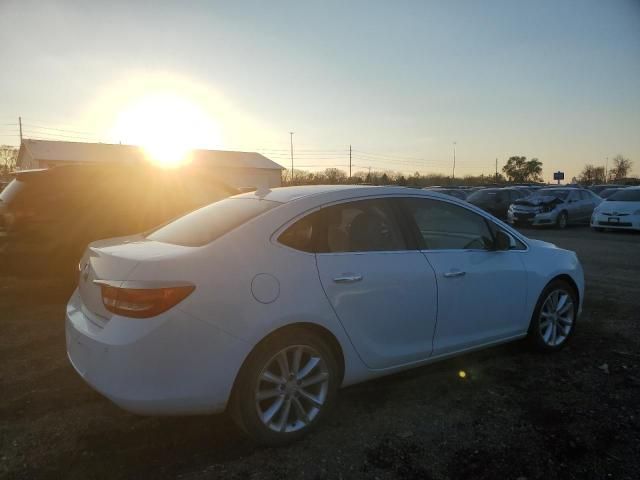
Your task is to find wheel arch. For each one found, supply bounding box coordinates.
[550,273,580,305]
[227,322,346,412]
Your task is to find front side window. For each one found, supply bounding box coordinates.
[402,198,494,250]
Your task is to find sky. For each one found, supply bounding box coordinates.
[1,0,639,181]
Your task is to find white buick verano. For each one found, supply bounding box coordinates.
[66,185,584,445]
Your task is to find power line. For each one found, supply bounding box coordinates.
[22,123,102,136]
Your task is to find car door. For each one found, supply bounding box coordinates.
[565,191,582,222]
[399,197,529,356]
[313,198,439,369]
[579,190,597,220]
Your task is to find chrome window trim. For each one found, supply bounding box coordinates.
[271,192,530,254]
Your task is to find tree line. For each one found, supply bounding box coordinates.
[284,156,547,186]
[1,145,635,187]
[577,155,633,185]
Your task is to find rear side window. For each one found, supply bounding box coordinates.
[278,211,320,253]
[278,199,408,253]
[147,198,280,246]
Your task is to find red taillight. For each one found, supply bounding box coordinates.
[100,285,195,318]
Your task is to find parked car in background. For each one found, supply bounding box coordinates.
[591,187,640,232]
[598,187,626,200]
[0,164,236,269]
[588,184,625,195]
[422,187,468,200]
[508,188,602,229]
[511,186,536,196]
[466,187,528,218]
[66,185,584,446]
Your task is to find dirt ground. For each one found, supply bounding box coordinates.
[1,226,639,480]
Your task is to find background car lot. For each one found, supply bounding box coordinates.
[1,227,639,479]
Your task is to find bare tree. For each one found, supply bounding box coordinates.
[578,164,606,185]
[0,145,18,176]
[609,155,633,181]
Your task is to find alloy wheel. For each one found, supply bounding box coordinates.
[255,345,329,433]
[539,289,574,347]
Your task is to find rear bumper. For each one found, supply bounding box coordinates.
[66,289,251,415]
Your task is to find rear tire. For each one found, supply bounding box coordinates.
[527,279,578,352]
[230,327,339,446]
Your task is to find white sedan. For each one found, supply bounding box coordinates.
[591,186,640,231]
[66,185,584,445]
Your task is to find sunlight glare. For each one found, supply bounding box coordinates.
[112,92,222,168]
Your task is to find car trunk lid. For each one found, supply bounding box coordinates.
[77,234,196,325]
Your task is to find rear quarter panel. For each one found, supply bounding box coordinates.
[125,203,371,387]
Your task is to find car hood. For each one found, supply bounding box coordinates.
[596,200,639,214]
[514,195,564,207]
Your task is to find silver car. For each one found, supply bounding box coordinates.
[507,188,602,228]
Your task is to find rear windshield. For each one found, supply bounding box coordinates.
[0,179,24,203]
[537,189,570,200]
[607,189,640,202]
[146,198,280,246]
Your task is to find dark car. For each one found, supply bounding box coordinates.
[0,164,237,271]
[588,184,625,195]
[422,187,469,200]
[598,187,626,199]
[466,188,528,218]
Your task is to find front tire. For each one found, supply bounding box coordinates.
[556,211,568,229]
[527,280,577,351]
[230,328,339,446]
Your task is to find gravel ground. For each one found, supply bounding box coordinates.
[1,226,639,480]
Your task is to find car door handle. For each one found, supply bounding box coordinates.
[443,270,466,278]
[333,273,363,283]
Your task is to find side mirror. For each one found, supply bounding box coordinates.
[493,230,513,251]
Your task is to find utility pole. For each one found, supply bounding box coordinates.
[18,116,22,143]
[605,157,609,183]
[495,158,498,183]
[289,132,294,185]
[349,145,352,179]
[452,141,456,181]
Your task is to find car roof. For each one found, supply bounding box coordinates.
[234,185,395,203]
[234,184,481,204]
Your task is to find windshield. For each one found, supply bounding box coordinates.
[146,198,281,246]
[536,189,570,200]
[607,189,640,202]
[600,188,622,199]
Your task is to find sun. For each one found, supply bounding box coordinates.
[111,92,222,168]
